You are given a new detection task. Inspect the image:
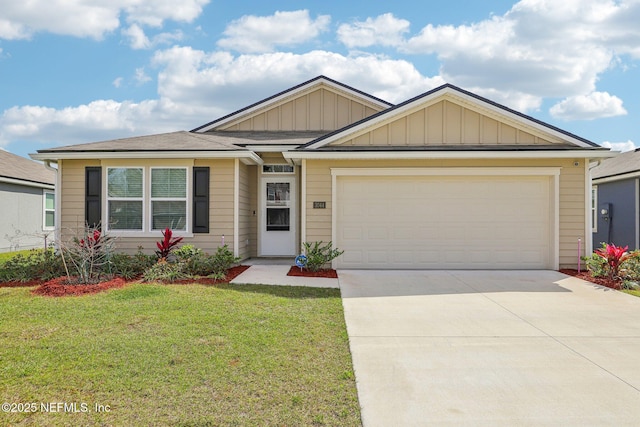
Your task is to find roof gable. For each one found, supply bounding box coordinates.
[192,76,393,133]
[302,84,600,150]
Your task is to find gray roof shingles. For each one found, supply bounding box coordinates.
[592,148,640,180]
[0,150,55,186]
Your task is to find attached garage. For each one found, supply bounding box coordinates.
[333,168,559,270]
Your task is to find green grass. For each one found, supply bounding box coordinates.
[623,289,640,298]
[0,249,33,265]
[0,283,361,426]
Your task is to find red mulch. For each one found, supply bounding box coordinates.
[0,279,43,288]
[10,265,251,297]
[287,266,338,278]
[165,265,251,285]
[559,269,622,290]
[32,276,129,297]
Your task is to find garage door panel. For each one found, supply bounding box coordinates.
[336,175,551,269]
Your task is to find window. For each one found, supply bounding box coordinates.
[107,168,143,230]
[43,191,55,230]
[106,167,189,232]
[592,185,598,232]
[263,164,294,174]
[151,168,187,230]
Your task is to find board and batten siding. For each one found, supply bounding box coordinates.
[338,100,563,147]
[219,87,382,132]
[304,158,587,269]
[58,159,238,256]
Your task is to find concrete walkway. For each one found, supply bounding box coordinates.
[230,263,339,288]
[340,270,640,426]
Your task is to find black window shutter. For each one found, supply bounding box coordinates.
[85,167,102,229]
[193,167,210,233]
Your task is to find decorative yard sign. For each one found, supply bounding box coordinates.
[313,201,326,209]
[295,254,308,271]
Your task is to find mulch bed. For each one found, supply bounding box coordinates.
[32,276,129,297]
[2,265,252,297]
[287,266,338,278]
[559,269,622,290]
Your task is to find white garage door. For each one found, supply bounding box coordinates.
[336,175,552,269]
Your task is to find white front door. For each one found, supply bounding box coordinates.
[259,176,296,256]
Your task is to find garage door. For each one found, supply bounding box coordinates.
[335,175,552,269]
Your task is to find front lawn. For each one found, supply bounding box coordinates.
[0,283,361,426]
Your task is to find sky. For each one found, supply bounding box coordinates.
[1,0,639,160]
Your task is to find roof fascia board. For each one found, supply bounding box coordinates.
[0,176,55,189]
[194,76,392,133]
[30,151,264,165]
[305,85,596,149]
[593,170,640,184]
[283,149,615,163]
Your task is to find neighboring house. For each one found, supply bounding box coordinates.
[591,148,640,250]
[0,150,56,252]
[31,76,613,270]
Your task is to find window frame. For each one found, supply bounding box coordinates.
[106,166,145,232]
[149,167,189,232]
[104,166,192,235]
[43,190,55,230]
[591,185,598,233]
[262,164,294,174]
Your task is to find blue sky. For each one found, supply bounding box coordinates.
[1,0,639,159]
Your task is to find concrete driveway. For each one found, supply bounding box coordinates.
[339,270,640,426]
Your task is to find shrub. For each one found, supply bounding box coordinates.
[61,227,116,284]
[142,260,188,282]
[109,249,156,280]
[0,249,65,282]
[208,245,241,276]
[302,241,344,272]
[594,243,636,280]
[155,228,183,261]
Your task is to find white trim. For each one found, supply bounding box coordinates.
[330,167,561,270]
[593,170,640,184]
[43,190,55,231]
[584,164,592,256]
[636,179,639,250]
[233,159,240,257]
[0,176,54,189]
[305,87,598,149]
[245,145,300,152]
[285,150,614,162]
[194,77,391,132]
[105,166,145,233]
[30,151,263,165]
[330,167,561,177]
[300,159,307,245]
[149,167,189,232]
[591,184,598,234]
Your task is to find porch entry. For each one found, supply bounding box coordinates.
[259,176,296,256]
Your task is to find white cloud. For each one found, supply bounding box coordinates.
[400,0,640,111]
[0,0,209,40]
[135,68,152,85]
[217,10,331,53]
[550,92,627,120]
[113,77,123,88]
[0,48,444,149]
[601,140,637,152]
[122,24,151,49]
[337,13,410,48]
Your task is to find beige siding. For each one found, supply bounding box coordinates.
[220,87,385,131]
[238,163,257,260]
[58,158,239,256]
[305,158,587,269]
[337,99,563,147]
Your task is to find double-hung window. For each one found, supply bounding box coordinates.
[106,167,188,232]
[43,191,55,230]
[107,168,144,230]
[151,168,187,231]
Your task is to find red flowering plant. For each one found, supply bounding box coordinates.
[155,227,183,262]
[594,243,634,280]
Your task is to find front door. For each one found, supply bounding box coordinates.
[259,176,296,256]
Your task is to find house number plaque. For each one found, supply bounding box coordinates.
[313,201,326,209]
